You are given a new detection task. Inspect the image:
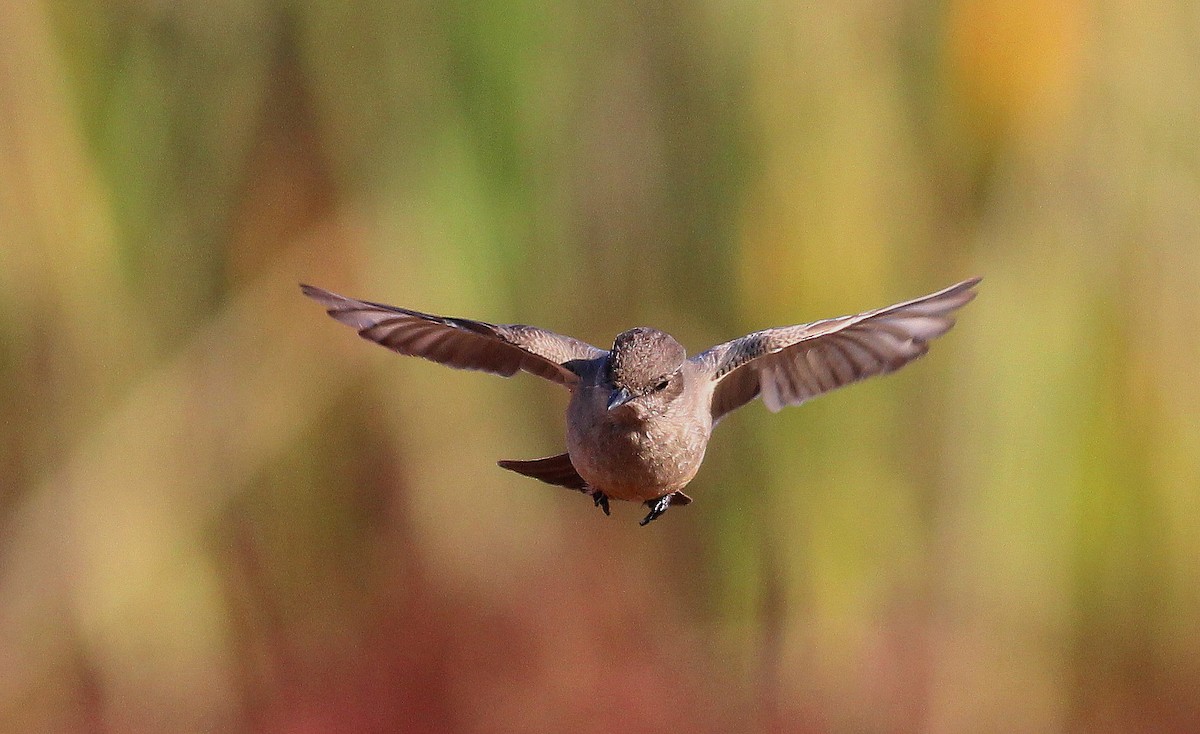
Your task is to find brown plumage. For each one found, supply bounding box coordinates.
[303,277,980,525]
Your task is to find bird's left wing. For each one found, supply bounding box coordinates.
[302,285,605,388]
[692,278,980,422]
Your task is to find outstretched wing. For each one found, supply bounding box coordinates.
[302,285,605,387]
[693,278,980,422]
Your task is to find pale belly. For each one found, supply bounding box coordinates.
[565,390,711,503]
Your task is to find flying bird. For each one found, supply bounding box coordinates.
[302,278,979,525]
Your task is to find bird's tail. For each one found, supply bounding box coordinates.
[497,453,588,490]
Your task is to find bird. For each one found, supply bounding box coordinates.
[302,277,979,525]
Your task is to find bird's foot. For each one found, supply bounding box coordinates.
[639,494,675,526]
[589,489,611,516]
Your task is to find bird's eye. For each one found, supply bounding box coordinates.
[655,379,670,391]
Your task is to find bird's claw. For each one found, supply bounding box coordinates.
[591,490,611,516]
[639,494,673,526]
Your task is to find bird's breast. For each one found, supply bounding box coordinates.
[565,385,712,502]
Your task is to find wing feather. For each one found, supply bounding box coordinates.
[695,278,980,422]
[302,285,605,387]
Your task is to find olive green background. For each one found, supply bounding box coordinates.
[1,2,1197,732]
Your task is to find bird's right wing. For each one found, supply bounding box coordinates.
[693,278,980,423]
[302,285,606,388]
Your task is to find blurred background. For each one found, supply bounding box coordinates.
[1,1,1197,732]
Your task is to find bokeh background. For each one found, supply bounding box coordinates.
[2,1,1198,732]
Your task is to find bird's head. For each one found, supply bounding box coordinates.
[605,327,687,417]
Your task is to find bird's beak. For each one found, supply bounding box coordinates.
[606,386,634,412]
